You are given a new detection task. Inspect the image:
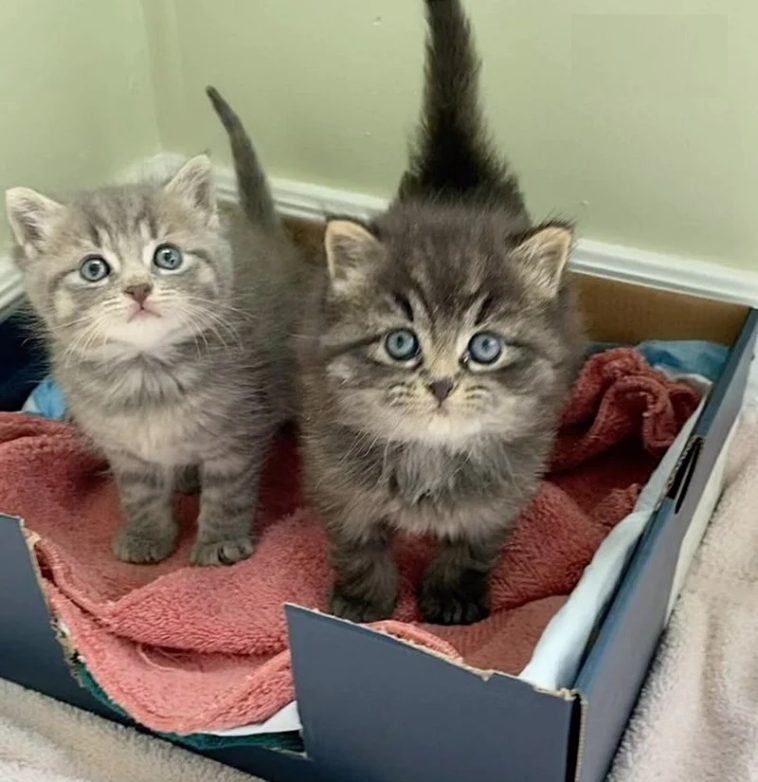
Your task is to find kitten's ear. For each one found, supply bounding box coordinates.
[324,220,382,293]
[512,225,573,298]
[5,187,64,256]
[164,155,217,220]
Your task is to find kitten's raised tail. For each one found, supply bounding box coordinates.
[398,0,526,212]
[206,86,277,227]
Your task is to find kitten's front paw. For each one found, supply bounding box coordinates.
[191,536,254,566]
[113,530,177,564]
[419,584,490,626]
[330,587,395,624]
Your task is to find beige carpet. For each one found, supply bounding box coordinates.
[609,411,758,782]
[0,677,257,782]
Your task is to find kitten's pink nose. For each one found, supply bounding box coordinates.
[124,283,153,305]
[428,378,455,403]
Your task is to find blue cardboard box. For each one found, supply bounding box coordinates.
[0,268,756,782]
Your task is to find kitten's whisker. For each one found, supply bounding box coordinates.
[171,308,205,358]
[187,303,243,346]
[61,318,101,364]
[182,295,254,330]
[171,302,242,351]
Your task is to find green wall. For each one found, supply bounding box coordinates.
[0,0,159,242]
[2,1,756,271]
[145,0,758,271]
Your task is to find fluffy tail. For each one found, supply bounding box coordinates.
[397,0,526,211]
[206,86,277,226]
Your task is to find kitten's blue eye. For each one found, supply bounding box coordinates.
[385,328,420,361]
[79,256,110,283]
[153,243,183,271]
[468,332,503,365]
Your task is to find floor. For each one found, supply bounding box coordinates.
[0,676,257,782]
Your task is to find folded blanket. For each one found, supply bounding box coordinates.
[0,349,699,734]
[609,413,758,782]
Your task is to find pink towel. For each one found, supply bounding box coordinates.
[0,349,699,734]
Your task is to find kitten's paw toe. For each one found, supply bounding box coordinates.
[113,530,176,564]
[330,588,394,623]
[419,588,490,626]
[191,536,254,566]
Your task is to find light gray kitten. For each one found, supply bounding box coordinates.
[6,88,303,566]
[299,0,584,624]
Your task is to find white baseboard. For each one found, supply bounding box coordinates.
[570,239,758,306]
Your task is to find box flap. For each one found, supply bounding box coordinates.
[287,605,578,782]
[0,513,115,716]
[574,274,748,343]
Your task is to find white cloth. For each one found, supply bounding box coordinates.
[0,677,256,782]
[608,412,758,782]
[207,701,301,737]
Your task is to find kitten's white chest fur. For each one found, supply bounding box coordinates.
[100,408,202,465]
[65,355,221,466]
[382,445,506,539]
[78,401,208,465]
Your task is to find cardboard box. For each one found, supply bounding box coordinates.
[1,253,756,781]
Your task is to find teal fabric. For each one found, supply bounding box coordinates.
[22,377,66,420]
[75,662,303,753]
[585,340,728,382]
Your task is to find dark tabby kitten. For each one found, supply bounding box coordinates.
[299,0,584,625]
[6,89,303,566]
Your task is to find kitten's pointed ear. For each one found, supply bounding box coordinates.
[165,155,217,220]
[324,220,383,293]
[512,225,573,298]
[5,187,64,255]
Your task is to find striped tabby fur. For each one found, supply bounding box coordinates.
[6,89,304,566]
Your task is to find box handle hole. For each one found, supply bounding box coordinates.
[666,437,703,514]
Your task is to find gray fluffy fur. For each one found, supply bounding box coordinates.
[299,0,584,624]
[6,88,304,566]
